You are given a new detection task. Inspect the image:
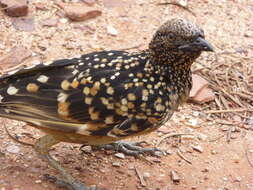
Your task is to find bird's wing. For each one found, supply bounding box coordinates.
[0,50,158,137]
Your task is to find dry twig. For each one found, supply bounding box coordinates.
[205,109,253,114]
[156,133,193,146]
[245,145,253,169]
[156,2,196,16]
[3,120,34,147]
[135,166,146,187]
[177,149,192,164]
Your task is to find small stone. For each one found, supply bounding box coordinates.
[170,171,180,183]
[115,153,125,159]
[247,117,253,126]
[197,133,208,141]
[192,145,203,153]
[112,162,121,167]
[89,185,97,189]
[189,74,214,104]
[211,150,217,155]
[192,111,200,117]
[192,87,215,104]
[12,17,35,32]
[190,74,209,98]
[201,168,209,172]
[0,43,5,50]
[80,145,92,153]
[178,0,188,7]
[107,25,118,36]
[62,3,102,22]
[232,154,240,163]
[6,145,20,154]
[0,0,28,17]
[60,18,68,24]
[128,165,135,170]
[41,18,59,27]
[143,172,151,180]
[188,118,198,127]
[166,149,173,155]
[35,180,42,184]
[0,46,32,69]
[234,176,241,182]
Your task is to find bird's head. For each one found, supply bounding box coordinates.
[149,18,214,61]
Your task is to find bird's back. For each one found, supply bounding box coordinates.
[0,50,173,143]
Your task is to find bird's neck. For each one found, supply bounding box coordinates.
[144,49,201,104]
[146,49,200,79]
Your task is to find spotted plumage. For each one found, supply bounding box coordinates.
[0,18,213,190]
[0,50,173,139]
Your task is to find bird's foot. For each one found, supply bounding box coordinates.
[92,141,163,157]
[44,174,107,190]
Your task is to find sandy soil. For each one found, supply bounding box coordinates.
[0,0,253,190]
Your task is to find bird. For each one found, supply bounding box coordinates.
[0,18,213,190]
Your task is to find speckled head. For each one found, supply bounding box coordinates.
[149,18,214,56]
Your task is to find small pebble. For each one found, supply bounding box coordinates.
[128,165,135,170]
[90,185,97,189]
[60,18,68,24]
[115,153,125,159]
[192,111,200,117]
[179,0,188,7]
[107,25,118,36]
[143,172,151,180]
[81,146,92,153]
[0,44,5,50]
[35,180,42,184]
[197,133,208,141]
[171,171,180,183]
[6,145,20,154]
[192,145,203,153]
[188,118,198,127]
[246,117,253,126]
[112,162,121,167]
[232,154,240,163]
[234,176,241,182]
[201,168,209,172]
[166,149,173,155]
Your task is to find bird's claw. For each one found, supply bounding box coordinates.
[92,141,163,157]
[44,174,106,190]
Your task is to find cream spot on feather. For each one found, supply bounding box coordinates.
[57,92,68,102]
[37,75,49,83]
[7,86,18,95]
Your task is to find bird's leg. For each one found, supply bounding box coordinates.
[34,135,98,190]
[91,141,163,157]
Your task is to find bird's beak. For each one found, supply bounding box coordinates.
[179,37,214,52]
